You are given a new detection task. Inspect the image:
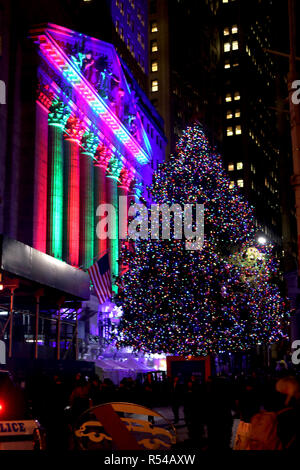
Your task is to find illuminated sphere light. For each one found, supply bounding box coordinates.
[258,236,267,245]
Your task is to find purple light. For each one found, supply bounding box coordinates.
[32,30,150,164]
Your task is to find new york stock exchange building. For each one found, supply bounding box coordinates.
[0,23,166,378]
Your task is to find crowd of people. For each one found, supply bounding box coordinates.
[19,364,300,450]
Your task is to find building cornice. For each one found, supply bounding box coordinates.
[30,24,151,165]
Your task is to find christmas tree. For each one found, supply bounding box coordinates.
[114,125,289,356]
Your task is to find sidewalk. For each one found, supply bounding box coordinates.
[153,405,189,444]
[154,405,239,449]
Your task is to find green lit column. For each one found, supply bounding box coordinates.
[47,99,70,259]
[118,167,134,258]
[106,154,122,293]
[79,129,99,269]
[63,116,85,266]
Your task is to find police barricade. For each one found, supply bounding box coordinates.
[74,402,176,451]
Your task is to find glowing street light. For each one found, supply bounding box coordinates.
[257,236,267,245]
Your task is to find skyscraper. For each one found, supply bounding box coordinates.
[147,0,297,254]
[219,0,285,245]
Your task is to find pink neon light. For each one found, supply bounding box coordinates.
[33,100,50,253]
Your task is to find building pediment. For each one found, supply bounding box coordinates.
[30,23,151,165]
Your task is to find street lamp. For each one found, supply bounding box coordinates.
[257,236,267,245]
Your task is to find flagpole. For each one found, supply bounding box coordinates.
[78,248,111,271]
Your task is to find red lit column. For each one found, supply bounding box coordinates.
[79,129,99,269]
[127,178,143,254]
[94,143,111,261]
[33,82,53,253]
[63,117,85,267]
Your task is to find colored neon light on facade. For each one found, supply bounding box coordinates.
[48,99,70,259]
[34,33,150,165]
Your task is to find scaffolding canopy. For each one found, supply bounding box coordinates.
[0,235,90,301]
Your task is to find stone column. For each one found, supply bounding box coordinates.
[127,177,144,252]
[47,98,70,260]
[33,81,53,253]
[94,143,111,261]
[79,129,99,269]
[132,178,144,203]
[63,116,85,267]
[106,154,122,292]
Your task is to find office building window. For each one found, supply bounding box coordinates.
[235,125,242,135]
[229,181,235,189]
[151,61,158,72]
[228,163,234,171]
[232,40,239,50]
[226,110,233,119]
[237,179,244,188]
[237,162,243,170]
[224,60,231,69]
[225,93,232,102]
[233,62,239,67]
[151,80,159,92]
[234,91,240,100]
[151,21,158,33]
[232,25,238,34]
[223,0,229,3]
[227,126,234,136]
[224,27,230,36]
[235,109,241,118]
[224,42,231,52]
[151,40,158,52]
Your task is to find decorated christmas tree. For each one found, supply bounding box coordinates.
[114,125,289,356]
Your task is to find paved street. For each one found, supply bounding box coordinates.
[153,405,189,444]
